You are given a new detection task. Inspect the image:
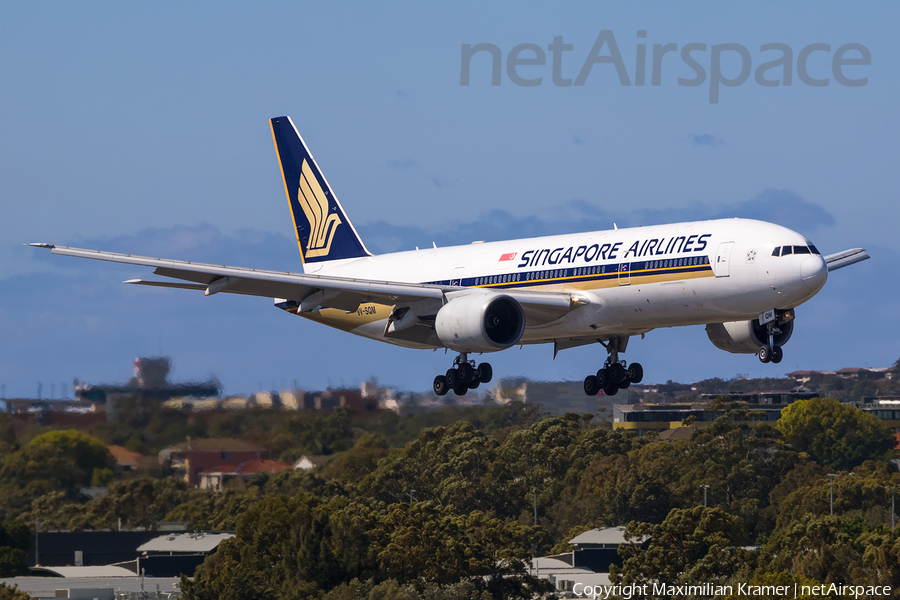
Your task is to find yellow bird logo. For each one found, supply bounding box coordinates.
[297,159,341,258]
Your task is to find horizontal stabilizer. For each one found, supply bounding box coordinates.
[824,248,870,272]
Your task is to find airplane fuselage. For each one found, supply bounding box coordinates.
[295,218,828,350]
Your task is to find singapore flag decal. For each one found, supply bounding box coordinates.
[499,252,517,262]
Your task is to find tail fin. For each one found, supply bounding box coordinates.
[270,116,372,266]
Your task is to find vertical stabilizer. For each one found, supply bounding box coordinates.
[270,116,371,266]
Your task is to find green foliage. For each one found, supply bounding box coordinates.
[0,429,114,521]
[759,514,865,583]
[0,583,32,600]
[0,521,29,578]
[319,434,389,485]
[27,476,190,531]
[773,461,900,529]
[852,530,900,589]
[2,394,898,596]
[777,397,895,470]
[613,507,751,594]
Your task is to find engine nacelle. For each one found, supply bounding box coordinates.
[435,292,525,353]
[705,319,794,354]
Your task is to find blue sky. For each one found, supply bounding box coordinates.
[1,2,897,398]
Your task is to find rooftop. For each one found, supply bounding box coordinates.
[568,526,648,546]
[137,531,234,554]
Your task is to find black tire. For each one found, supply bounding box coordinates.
[453,384,468,396]
[609,362,626,384]
[596,368,610,388]
[627,363,644,384]
[468,379,480,390]
[457,362,474,383]
[758,346,771,364]
[478,362,493,384]
[446,368,460,388]
[604,384,619,396]
[771,346,783,364]
[619,379,631,389]
[584,375,600,396]
[433,375,449,396]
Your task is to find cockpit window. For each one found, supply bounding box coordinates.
[773,245,820,257]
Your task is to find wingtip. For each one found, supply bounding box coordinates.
[25,243,55,249]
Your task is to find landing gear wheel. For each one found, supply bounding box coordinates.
[453,384,468,396]
[457,362,474,384]
[604,384,619,397]
[758,346,772,364]
[627,363,643,384]
[446,368,460,388]
[608,363,626,385]
[619,379,631,390]
[771,346,783,364]
[596,368,611,388]
[584,375,600,396]
[433,375,449,396]
[477,363,493,384]
[468,379,480,390]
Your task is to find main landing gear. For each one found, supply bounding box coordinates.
[757,317,784,364]
[583,338,643,397]
[433,353,493,397]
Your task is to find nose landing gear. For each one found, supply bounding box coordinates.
[433,353,493,397]
[583,337,643,397]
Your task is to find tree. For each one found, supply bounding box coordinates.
[777,397,895,470]
[612,507,751,596]
[0,583,32,600]
[759,514,863,583]
[0,522,29,578]
[852,530,900,589]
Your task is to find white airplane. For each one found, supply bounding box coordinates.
[30,116,869,397]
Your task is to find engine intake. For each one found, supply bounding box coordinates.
[705,319,794,354]
[435,292,525,353]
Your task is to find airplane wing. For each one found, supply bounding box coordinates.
[27,244,586,324]
[824,248,869,272]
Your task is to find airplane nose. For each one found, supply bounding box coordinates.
[801,256,827,290]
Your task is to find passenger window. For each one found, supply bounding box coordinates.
[782,246,793,256]
[771,247,781,257]
[794,246,811,254]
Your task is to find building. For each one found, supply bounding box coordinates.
[108,445,157,475]
[199,458,292,491]
[159,438,264,487]
[614,393,900,435]
[787,367,893,382]
[134,531,234,577]
[532,526,649,595]
[74,357,219,420]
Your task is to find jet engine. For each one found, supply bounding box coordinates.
[705,319,794,354]
[435,292,525,353]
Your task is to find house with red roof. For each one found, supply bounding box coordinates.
[199,458,292,491]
